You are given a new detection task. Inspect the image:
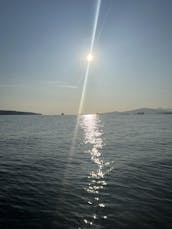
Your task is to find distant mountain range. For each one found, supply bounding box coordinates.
[0,110,42,115]
[103,108,172,115]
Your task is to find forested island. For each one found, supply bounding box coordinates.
[0,110,42,115]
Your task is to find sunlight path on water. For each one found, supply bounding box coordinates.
[80,114,112,226]
[63,0,102,184]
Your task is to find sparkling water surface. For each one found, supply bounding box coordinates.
[0,114,172,228]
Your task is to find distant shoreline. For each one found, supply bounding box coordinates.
[102,108,172,115]
[0,110,41,115]
[0,108,172,116]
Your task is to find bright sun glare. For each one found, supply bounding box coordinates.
[87,53,93,62]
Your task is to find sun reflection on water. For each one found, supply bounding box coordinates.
[80,114,113,226]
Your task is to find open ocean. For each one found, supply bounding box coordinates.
[0,114,172,229]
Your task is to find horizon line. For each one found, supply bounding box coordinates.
[0,107,172,116]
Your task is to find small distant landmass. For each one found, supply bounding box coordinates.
[103,108,172,115]
[0,110,42,115]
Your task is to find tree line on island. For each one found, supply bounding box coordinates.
[0,110,41,115]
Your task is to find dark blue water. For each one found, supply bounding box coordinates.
[0,114,172,228]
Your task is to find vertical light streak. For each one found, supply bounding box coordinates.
[78,63,90,115]
[71,0,101,154]
[90,0,101,54]
[63,0,102,185]
[78,0,101,115]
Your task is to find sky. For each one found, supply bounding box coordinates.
[0,0,172,114]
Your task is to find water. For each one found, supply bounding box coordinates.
[0,114,172,228]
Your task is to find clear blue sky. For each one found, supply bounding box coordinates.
[0,0,172,114]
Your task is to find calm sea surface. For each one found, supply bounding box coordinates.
[0,114,172,229]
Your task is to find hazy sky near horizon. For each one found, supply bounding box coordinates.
[0,0,172,114]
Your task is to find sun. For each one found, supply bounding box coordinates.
[87,53,93,62]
